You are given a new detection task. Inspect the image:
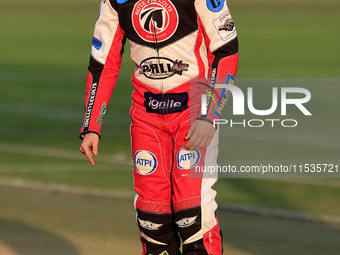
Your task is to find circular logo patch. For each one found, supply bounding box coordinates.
[206,0,224,12]
[177,147,201,170]
[134,150,158,175]
[132,0,179,43]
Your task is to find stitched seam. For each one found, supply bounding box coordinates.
[138,198,171,206]
[134,107,166,124]
[132,108,171,182]
[173,196,201,205]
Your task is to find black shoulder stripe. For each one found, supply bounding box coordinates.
[120,36,127,57]
[212,37,238,68]
[109,0,118,11]
[88,56,104,84]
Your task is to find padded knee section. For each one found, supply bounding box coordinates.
[174,207,223,254]
[137,209,181,255]
[174,206,208,254]
[174,207,202,242]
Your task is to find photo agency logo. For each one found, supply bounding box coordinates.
[199,75,312,128]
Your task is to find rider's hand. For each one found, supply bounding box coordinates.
[184,119,215,151]
[79,133,100,166]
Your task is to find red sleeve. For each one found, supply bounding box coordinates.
[195,0,239,122]
[80,0,126,139]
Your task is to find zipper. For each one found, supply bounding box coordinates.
[147,0,165,93]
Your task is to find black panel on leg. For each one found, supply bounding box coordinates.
[174,206,202,242]
[137,209,181,255]
[182,238,208,255]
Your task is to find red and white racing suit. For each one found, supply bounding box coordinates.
[80,0,238,254]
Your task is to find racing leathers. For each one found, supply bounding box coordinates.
[80,0,239,254]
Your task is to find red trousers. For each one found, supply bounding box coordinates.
[130,85,222,254]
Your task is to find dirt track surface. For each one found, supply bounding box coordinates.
[0,187,339,255]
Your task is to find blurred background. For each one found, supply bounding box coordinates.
[0,0,339,254]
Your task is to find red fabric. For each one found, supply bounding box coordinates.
[82,26,125,135]
[206,52,239,121]
[197,16,215,78]
[80,71,93,133]
[172,196,201,212]
[136,198,172,214]
[203,218,223,255]
[216,53,239,79]
[131,99,206,214]
[194,17,207,79]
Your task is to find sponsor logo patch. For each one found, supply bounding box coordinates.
[213,73,235,118]
[139,57,188,80]
[96,102,107,125]
[213,11,236,41]
[206,0,224,12]
[177,147,201,170]
[134,150,158,175]
[159,251,169,255]
[132,0,179,43]
[92,37,102,50]
[175,216,198,228]
[172,60,189,76]
[144,92,188,114]
[84,83,98,128]
[218,19,234,32]
[138,218,163,230]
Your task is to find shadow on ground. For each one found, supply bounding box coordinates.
[0,218,79,255]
